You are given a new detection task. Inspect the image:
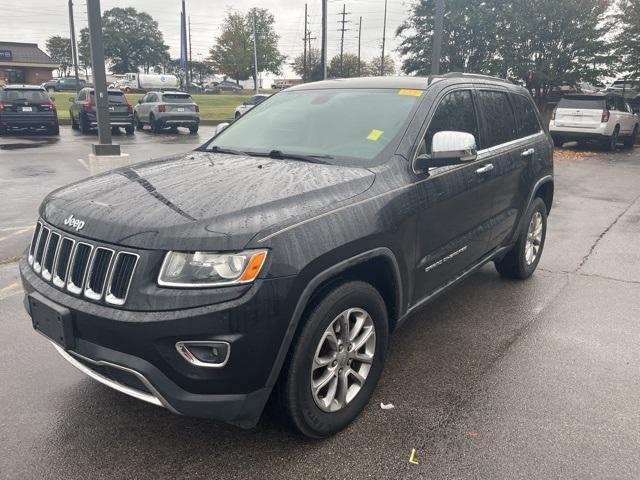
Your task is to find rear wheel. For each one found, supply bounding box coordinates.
[79,113,91,134]
[134,113,144,130]
[125,124,134,135]
[605,127,619,151]
[47,125,60,136]
[495,197,547,280]
[623,125,638,148]
[189,125,199,134]
[71,113,79,130]
[150,114,162,133]
[274,281,388,438]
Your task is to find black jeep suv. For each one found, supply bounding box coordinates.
[20,75,553,438]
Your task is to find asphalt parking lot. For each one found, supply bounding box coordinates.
[1,130,639,479]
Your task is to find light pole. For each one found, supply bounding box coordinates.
[431,0,445,75]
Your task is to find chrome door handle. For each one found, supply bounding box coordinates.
[521,148,535,157]
[475,163,494,174]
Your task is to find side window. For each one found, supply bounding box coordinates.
[606,96,617,111]
[615,96,626,112]
[423,90,479,154]
[77,90,85,101]
[140,94,148,103]
[512,94,542,137]
[476,90,518,148]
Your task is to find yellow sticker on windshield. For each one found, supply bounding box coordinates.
[398,89,423,97]
[367,129,384,141]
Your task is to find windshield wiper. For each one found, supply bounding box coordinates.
[207,145,247,156]
[247,150,333,164]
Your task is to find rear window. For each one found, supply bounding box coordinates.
[558,97,604,109]
[90,91,126,104]
[1,89,50,103]
[162,94,193,103]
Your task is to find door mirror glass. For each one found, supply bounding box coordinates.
[214,122,230,135]
[138,98,143,104]
[415,131,477,171]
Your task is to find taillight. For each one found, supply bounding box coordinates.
[49,102,56,112]
[0,102,13,111]
[127,103,133,113]
[551,108,556,121]
[195,104,200,112]
[83,100,92,112]
[601,109,610,122]
[158,104,166,113]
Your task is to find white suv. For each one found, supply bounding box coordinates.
[549,93,639,151]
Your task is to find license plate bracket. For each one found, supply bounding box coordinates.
[29,292,75,349]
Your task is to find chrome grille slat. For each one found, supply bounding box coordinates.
[29,220,138,306]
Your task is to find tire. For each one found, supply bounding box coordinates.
[125,124,134,135]
[111,126,120,135]
[189,125,199,134]
[79,113,91,134]
[134,113,144,130]
[605,127,619,152]
[169,126,178,133]
[495,197,547,280]
[47,125,60,136]
[623,125,638,148]
[150,114,161,133]
[71,113,79,130]
[274,281,389,438]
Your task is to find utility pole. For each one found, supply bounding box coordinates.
[321,0,327,79]
[86,0,118,155]
[338,4,350,77]
[181,0,189,90]
[303,3,308,81]
[431,0,445,75]
[357,16,362,77]
[188,16,193,89]
[253,11,259,93]
[68,0,80,89]
[380,0,387,76]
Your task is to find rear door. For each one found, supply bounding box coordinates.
[412,88,496,299]
[554,96,604,129]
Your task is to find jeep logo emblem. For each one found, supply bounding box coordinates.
[64,214,85,232]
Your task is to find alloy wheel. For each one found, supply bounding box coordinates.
[525,211,543,265]
[311,308,376,413]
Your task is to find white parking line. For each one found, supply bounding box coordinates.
[77,158,89,170]
[0,282,22,301]
[0,227,34,243]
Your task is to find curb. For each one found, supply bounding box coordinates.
[57,118,231,126]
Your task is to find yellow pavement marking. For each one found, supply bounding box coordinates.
[409,448,420,465]
[0,225,34,232]
[0,227,34,243]
[0,282,22,301]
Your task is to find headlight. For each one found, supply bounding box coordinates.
[158,250,268,287]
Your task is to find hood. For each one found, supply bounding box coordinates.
[41,152,375,251]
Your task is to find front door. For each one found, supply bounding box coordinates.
[412,89,496,301]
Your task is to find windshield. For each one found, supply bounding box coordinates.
[162,94,193,103]
[1,89,50,103]
[204,88,423,167]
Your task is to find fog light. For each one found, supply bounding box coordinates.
[176,341,230,367]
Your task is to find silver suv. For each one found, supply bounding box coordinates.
[134,91,200,134]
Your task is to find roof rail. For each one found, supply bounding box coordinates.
[441,72,512,84]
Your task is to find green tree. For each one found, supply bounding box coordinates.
[191,61,215,84]
[209,8,285,89]
[45,36,72,77]
[612,0,640,76]
[100,7,169,73]
[397,0,502,76]
[369,55,396,76]
[77,28,91,78]
[328,53,365,78]
[292,48,324,82]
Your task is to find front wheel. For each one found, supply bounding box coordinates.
[495,197,547,279]
[274,281,388,438]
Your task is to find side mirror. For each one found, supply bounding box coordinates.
[68,97,74,103]
[415,131,477,171]
[138,99,142,104]
[214,122,230,135]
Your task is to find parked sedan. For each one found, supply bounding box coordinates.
[210,80,243,93]
[134,91,200,134]
[41,77,86,93]
[0,85,59,135]
[69,87,134,135]
[234,94,269,118]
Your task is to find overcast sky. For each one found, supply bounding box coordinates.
[2,0,412,78]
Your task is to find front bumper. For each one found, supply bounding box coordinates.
[20,256,297,428]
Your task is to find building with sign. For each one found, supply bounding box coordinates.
[0,41,58,86]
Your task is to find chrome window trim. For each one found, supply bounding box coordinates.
[66,242,93,295]
[53,237,75,288]
[27,221,42,266]
[175,341,231,368]
[33,227,51,274]
[104,251,140,306]
[84,247,115,300]
[49,341,179,414]
[41,231,61,281]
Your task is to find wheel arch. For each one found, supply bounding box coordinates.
[265,247,403,388]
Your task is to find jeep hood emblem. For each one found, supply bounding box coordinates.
[64,214,86,231]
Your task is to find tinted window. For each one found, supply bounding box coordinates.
[162,93,193,103]
[558,97,604,109]
[1,89,49,103]
[512,94,541,137]
[606,96,617,111]
[615,96,626,111]
[476,90,517,148]
[424,90,478,153]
